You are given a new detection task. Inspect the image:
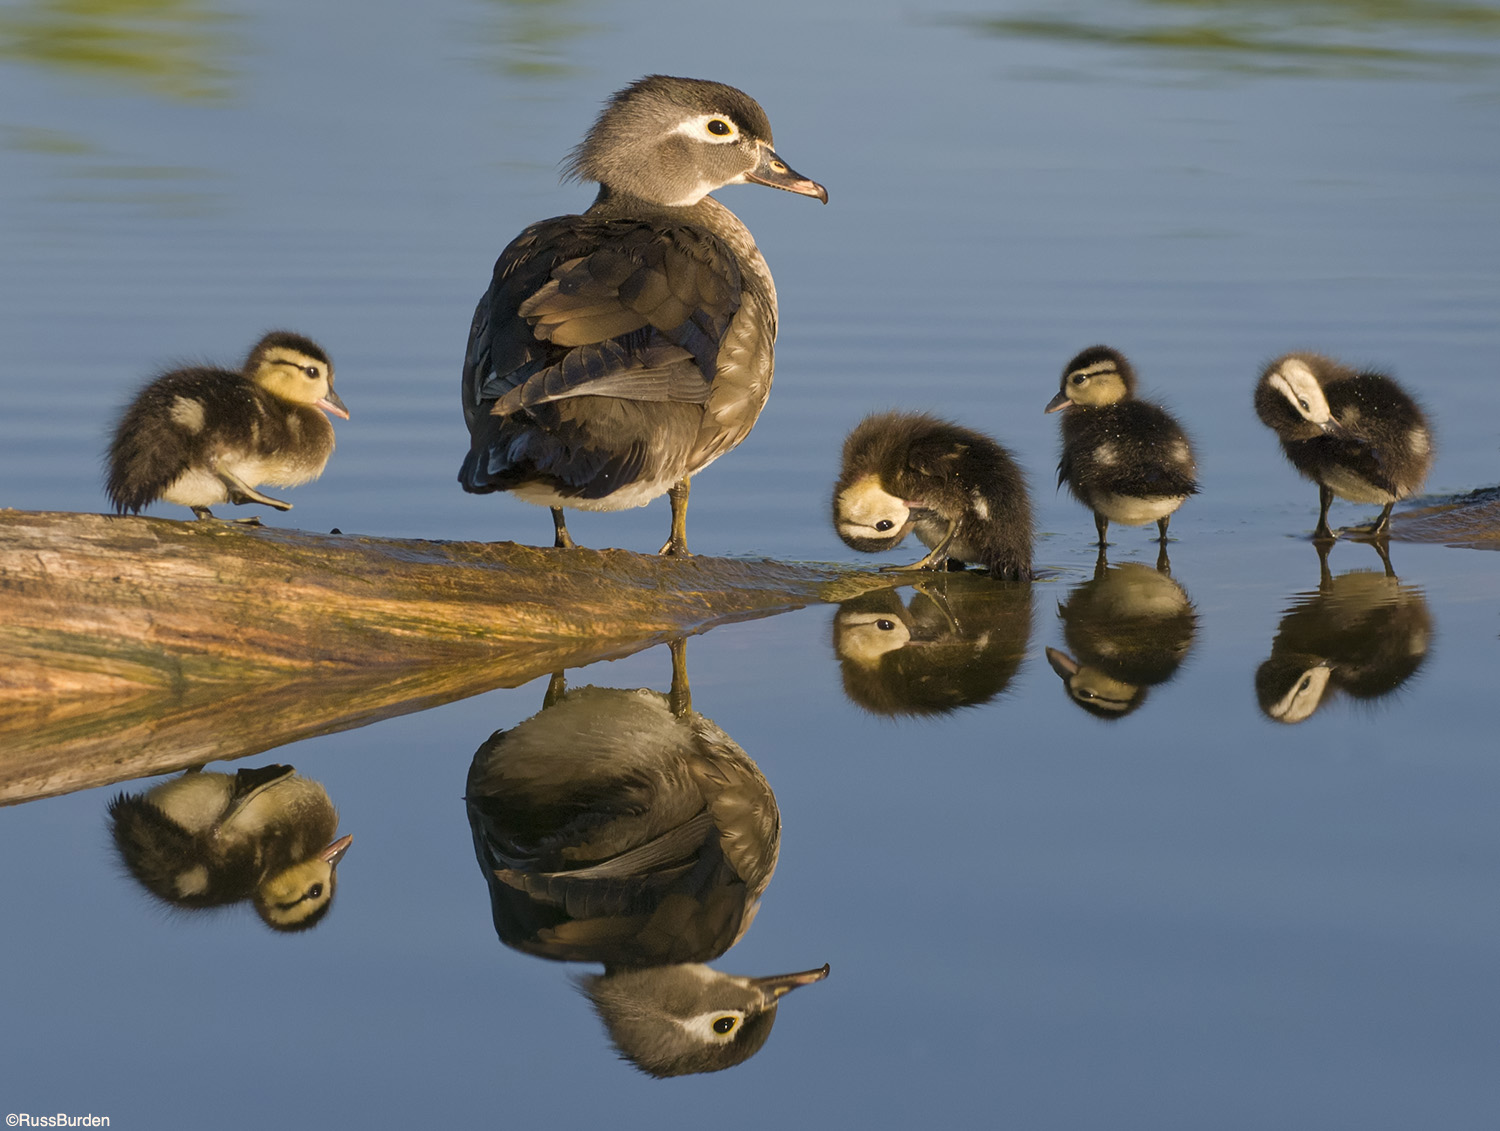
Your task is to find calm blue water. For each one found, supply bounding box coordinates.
[3,0,1499,1126]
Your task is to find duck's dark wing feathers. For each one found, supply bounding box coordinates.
[465,216,742,419]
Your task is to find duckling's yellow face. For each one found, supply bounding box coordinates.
[250,347,350,420]
[1264,662,1333,724]
[835,475,914,551]
[834,609,913,668]
[1265,357,1334,427]
[1051,356,1130,410]
[253,833,351,932]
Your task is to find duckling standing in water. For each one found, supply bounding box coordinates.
[1254,352,1433,541]
[106,331,348,521]
[108,764,352,932]
[460,75,826,555]
[1045,345,1198,546]
[832,412,1033,579]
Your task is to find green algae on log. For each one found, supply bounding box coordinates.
[0,509,900,805]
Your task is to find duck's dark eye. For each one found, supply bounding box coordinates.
[875,619,896,631]
[1299,677,1311,691]
[707,118,731,136]
[303,365,320,379]
[1071,374,1086,385]
[308,884,324,899]
[712,1016,736,1034]
[1298,398,1310,411]
[874,519,895,532]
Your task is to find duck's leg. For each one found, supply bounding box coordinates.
[1315,538,1334,588]
[1373,538,1395,577]
[1313,484,1337,541]
[1093,512,1110,547]
[1368,501,1395,539]
[1155,542,1171,576]
[216,468,292,512]
[885,518,956,572]
[542,671,567,709]
[550,507,576,549]
[658,479,692,557]
[1156,515,1171,545]
[668,636,691,718]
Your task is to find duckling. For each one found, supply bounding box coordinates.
[832,412,1033,579]
[108,764,352,932]
[1254,352,1433,540]
[460,75,826,555]
[106,331,347,521]
[581,963,830,1077]
[1044,345,1198,545]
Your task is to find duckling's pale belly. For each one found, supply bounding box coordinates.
[1089,492,1188,526]
[1318,465,1396,505]
[161,450,330,507]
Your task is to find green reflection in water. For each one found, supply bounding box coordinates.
[473,0,598,78]
[955,0,1500,77]
[0,0,240,101]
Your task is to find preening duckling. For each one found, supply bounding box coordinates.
[832,412,1034,579]
[1045,345,1198,545]
[459,75,827,555]
[108,764,352,932]
[1254,352,1433,540]
[106,331,347,521]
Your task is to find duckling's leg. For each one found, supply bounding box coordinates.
[1155,542,1171,576]
[1368,501,1395,539]
[1372,538,1396,577]
[668,636,691,718]
[1156,515,1171,545]
[190,506,217,521]
[550,508,577,549]
[1093,512,1110,547]
[1314,539,1335,589]
[216,469,292,512]
[1313,484,1337,541]
[888,518,956,572]
[658,479,692,557]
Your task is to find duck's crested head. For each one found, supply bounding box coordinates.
[1046,344,1136,412]
[565,75,825,207]
[245,331,349,419]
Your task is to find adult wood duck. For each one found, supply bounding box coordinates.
[106,332,347,522]
[832,412,1034,579]
[1254,352,1433,540]
[459,75,826,555]
[1045,345,1198,546]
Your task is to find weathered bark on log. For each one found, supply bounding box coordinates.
[1389,487,1500,550]
[0,510,898,805]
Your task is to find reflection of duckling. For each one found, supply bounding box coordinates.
[107,332,348,521]
[459,75,826,555]
[832,575,1033,716]
[1045,555,1197,719]
[108,764,352,931]
[466,641,826,1076]
[1256,544,1432,723]
[832,412,1033,578]
[1045,345,1198,545]
[581,962,829,1078]
[1254,352,1433,540]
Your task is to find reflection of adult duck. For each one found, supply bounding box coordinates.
[108,764,352,932]
[1045,553,1197,719]
[464,641,827,1077]
[1256,544,1432,723]
[832,575,1032,716]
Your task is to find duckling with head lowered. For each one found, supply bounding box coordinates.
[833,412,1034,579]
[1254,352,1433,540]
[1045,345,1198,546]
[459,75,826,555]
[106,331,347,521]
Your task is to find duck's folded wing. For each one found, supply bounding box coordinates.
[465,217,741,416]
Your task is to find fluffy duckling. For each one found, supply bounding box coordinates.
[108,764,352,932]
[1045,345,1198,545]
[832,412,1033,579]
[460,75,826,555]
[106,331,347,521]
[1254,352,1433,540]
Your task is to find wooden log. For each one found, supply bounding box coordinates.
[0,509,898,805]
[1390,487,1500,550]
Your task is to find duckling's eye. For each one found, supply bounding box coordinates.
[875,619,896,632]
[712,1016,737,1035]
[303,365,321,380]
[308,883,324,899]
[707,119,731,136]
[1297,398,1310,411]
[1298,677,1311,691]
[874,519,895,532]
[1071,374,1086,386]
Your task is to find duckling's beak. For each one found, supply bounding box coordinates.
[1319,417,1348,438]
[748,964,831,1006]
[745,146,828,203]
[318,389,351,420]
[321,833,353,867]
[1044,392,1072,414]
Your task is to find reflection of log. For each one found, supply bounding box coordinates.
[0,510,892,805]
[1391,487,1500,550]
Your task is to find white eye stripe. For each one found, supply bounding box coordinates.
[672,113,740,143]
[1270,362,1331,423]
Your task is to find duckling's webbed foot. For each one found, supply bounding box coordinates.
[217,469,292,512]
[1093,512,1110,547]
[190,506,217,521]
[1368,502,1395,539]
[550,507,577,550]
[658,479,692,557]
[900,517,957,571]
